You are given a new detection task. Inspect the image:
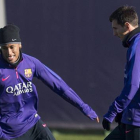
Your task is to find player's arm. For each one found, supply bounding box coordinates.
[103,42,140,125]
[33,59,99,122]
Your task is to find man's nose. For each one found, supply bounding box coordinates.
[7,48,13,55]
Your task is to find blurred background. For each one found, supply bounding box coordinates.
[0,0,140,139]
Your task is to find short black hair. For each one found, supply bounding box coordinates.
[109,5,138,27]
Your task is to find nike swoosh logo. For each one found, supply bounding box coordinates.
[125,130,132,134]
[12,39,17,41]
[2,75,10,81]
[42,124,47,127]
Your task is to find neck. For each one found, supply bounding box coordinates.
[12,55,20,64]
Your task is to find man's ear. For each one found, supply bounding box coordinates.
[125,22,134,32]
[124,22,130,29]
[19,44,22,49]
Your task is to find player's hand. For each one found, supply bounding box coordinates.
[102,118,111,131]
[96,117,99,123]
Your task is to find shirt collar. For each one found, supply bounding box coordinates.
[122,26,140,48]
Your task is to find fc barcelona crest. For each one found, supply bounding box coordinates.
[24,69,32,78]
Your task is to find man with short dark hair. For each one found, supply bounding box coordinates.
[102,5,140,140]
[0,24,99,140]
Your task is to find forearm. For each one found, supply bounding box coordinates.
[59,88,98,120]
[35,61,98,120]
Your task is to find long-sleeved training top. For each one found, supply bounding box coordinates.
[0,53,98,139]
[104,27,140,127]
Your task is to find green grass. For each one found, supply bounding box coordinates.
[53,133,104,140]
[52,129,106,140]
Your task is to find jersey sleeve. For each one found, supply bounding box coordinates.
[33,58,98,120]
[104,40,140,123]
[0,127,9,139]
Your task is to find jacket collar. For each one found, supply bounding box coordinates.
[122,26,140,48]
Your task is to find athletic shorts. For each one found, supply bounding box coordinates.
[105,123,140,140]
[10,119,56,140]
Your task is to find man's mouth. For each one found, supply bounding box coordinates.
[7,55,15,61]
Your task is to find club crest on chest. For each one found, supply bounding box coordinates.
[24,69,32,78]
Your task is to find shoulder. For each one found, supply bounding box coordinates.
[135,33,140,41]
[22,53,44,70]
[134,33,140,49]
[22,53,40,63]
[130,33,140,49]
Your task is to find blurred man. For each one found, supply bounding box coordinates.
[102,5,140,140]
[0,24,99,140]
